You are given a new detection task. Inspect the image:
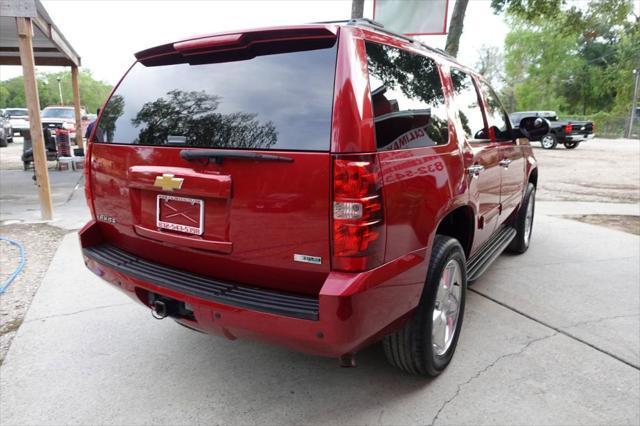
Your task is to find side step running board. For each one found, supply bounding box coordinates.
[467,226,517,282]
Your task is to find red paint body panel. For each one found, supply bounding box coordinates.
[90,143,331,295]
[80,23,537,358]
[81,220,425,357]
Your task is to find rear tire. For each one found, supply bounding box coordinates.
[508,183,536,254]
[564,141,580,149]
[540,134,557,149]
[383,235,467,376]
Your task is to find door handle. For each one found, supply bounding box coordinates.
[467,164,485,177]
[499,159,512,168]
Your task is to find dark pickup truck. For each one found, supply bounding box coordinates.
[510,111,594,149]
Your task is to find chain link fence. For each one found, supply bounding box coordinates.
[566,112,639,139]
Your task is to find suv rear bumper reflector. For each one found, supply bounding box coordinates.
[83,244,319,321]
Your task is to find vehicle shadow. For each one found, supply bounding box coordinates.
[156,322,439,424]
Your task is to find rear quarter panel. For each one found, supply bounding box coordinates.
[349,31,469,264]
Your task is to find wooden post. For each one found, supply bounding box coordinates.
[16,17,53,220]
[71,65,84,149]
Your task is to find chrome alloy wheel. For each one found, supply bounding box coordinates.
[524,189,535,245]
[432,259,463,356]
[541,135,555,149]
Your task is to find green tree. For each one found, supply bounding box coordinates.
[0,69,112,113]
[503,0,639,116]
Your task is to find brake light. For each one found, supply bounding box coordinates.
[332,154,386,271]
[564,123,573,133]
[83,140,96,219]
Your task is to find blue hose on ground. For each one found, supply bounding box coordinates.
[0,237,26,295]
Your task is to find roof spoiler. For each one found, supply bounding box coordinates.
[134,25,338,66]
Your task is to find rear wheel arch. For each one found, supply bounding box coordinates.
[433,205,474,259]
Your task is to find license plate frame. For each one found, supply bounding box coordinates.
[156,194,204,236]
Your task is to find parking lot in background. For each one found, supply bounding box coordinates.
[0,137,638,425]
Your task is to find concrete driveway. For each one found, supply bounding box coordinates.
[1,212,638,425]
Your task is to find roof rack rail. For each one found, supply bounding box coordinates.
[310,18,385,28]
[309,19,454,60]
[413,40,454,59]
[310,19,351,24]
[347,18,385,28]
[346,19,415,43]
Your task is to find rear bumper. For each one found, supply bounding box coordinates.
[566,133,594,141]
[79,220,427,357]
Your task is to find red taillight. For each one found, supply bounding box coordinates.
[564,123,573,133]
[332,155,385,272]
[83,141,96,219]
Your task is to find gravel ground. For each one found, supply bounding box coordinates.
[561,214,640,235]
[0,138,82,363]
[533,138,639,203]
[0,137,58,171]
[533,137,640,234]
[0,224,66,365]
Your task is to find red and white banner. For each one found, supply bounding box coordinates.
[373,0,449,36]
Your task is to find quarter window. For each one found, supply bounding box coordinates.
[365,42,449,151]
[450,69,486,141]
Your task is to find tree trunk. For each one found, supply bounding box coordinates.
[445,0,469,57]
[351,0,364,19]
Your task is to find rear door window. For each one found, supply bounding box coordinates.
[95,41,337,151]
[450,69,487,141]
[478,81,512,141]
[365,42,449,151]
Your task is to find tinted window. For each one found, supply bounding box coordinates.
[479,81,511,141]
[366,42,448,151]
[95,42,337,151]
[450,70,486,140]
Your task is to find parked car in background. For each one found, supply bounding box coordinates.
[2,108,29,137]
[80,20,547,376]
[0,114,13,147]
[510,111,594,149]
[41,106,85,140]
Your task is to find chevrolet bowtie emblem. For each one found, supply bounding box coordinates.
[154,173,184,191]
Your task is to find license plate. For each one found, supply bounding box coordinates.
[156,194,204,235]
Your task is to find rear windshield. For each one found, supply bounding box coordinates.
[95,42,337,151]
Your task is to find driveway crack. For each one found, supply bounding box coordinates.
[470,288,640,370]
[25,302,132,323]
[561,313,640,330]
[430,332,557,426]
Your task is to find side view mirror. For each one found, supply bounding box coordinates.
[514,117,550,140]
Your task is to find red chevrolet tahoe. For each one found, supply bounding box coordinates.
[80,20,547,376]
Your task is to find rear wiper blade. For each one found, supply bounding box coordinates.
[180,150,294,165]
